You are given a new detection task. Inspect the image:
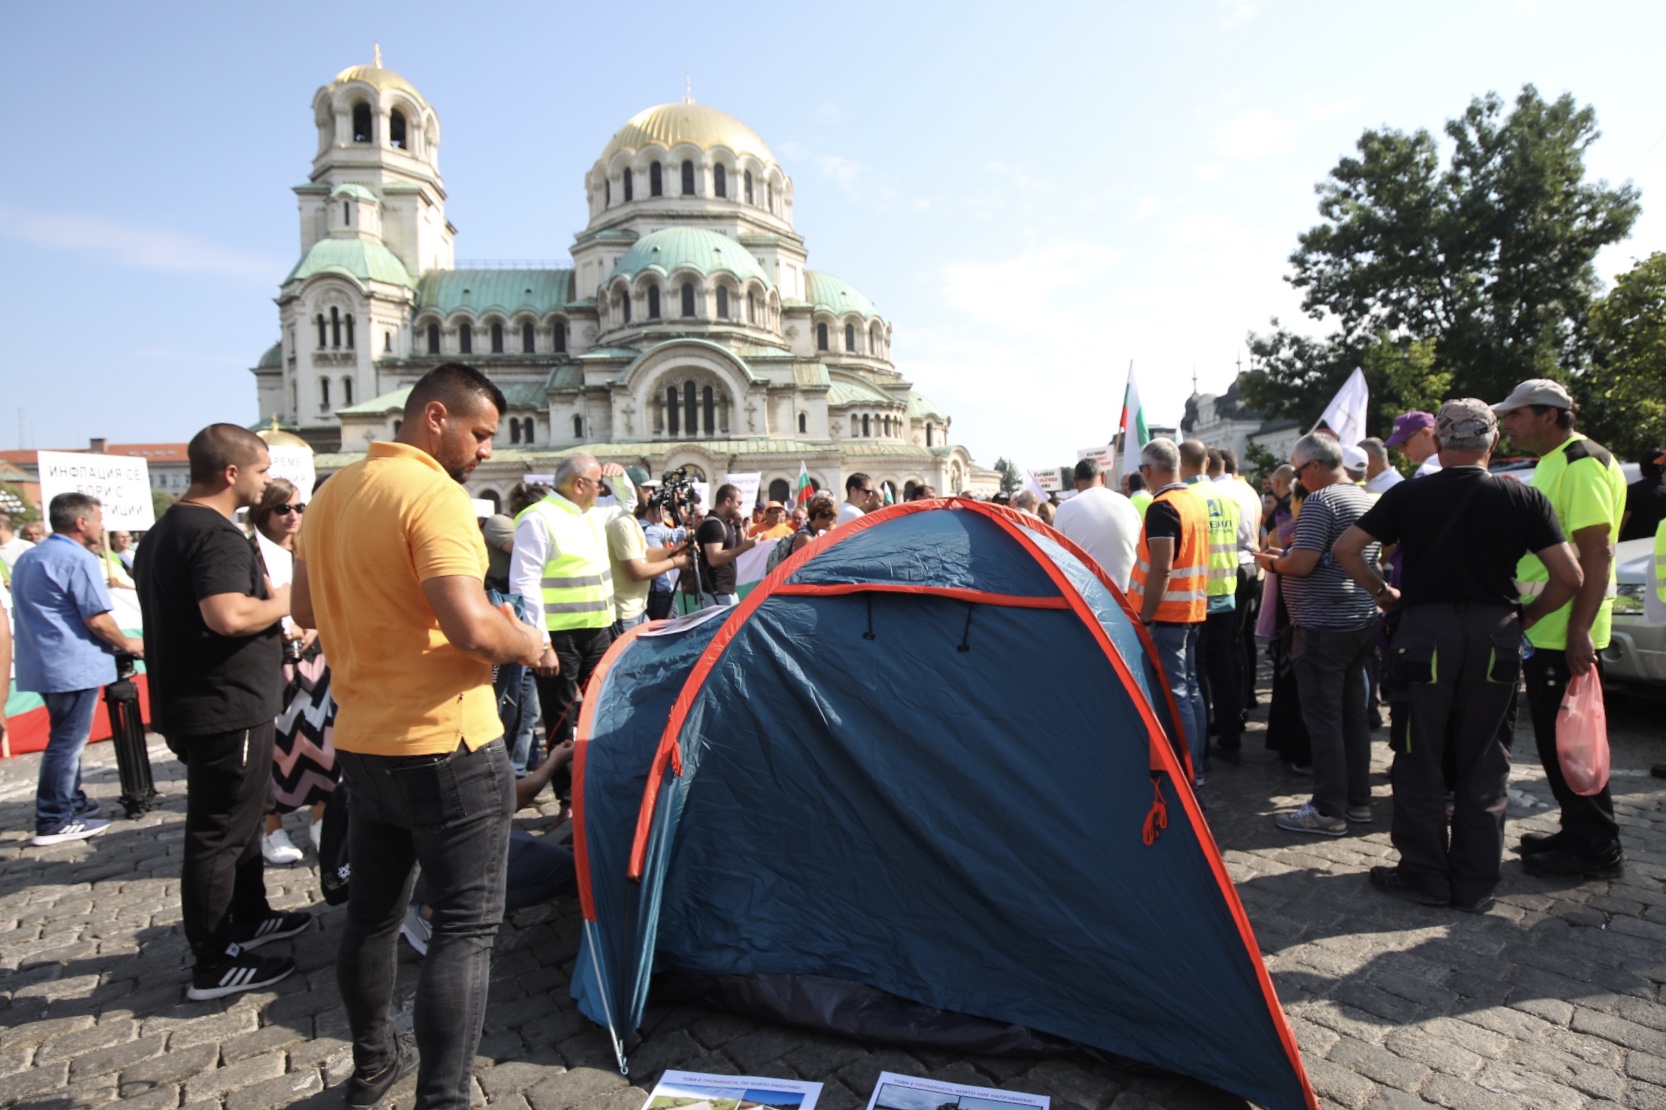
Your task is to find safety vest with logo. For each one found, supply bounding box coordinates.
[1130,485,1209,623]
[1656,519,1666,606]
[1187,476,1241,602]
[1130,490,1153,519]
[516,494,614,631]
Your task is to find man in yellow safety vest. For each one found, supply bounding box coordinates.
[1181,441,1243,767]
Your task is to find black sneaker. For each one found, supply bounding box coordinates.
[1369,865,1448,907]
[233,910,313,950]
[1209,744,1241,766]
[187,945,295,1001]
[346,1036,416,1110]
[1523,844,1624,879]
[1518,830,1562,854]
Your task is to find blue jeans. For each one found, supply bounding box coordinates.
[1148,623,1207,780]
[335,738,513,1110]
[499,667,541,777]
[36,688,99,832]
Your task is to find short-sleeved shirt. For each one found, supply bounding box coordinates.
[10,535,116,694]
[1282,482,1380,630]
[1356,467,1563,608]
[694,516,740,595]
[482,514,516,585]
[1518,434,1627,651]
[297,441,498,756]
[642,521,683,591]
[135,504,282,734]
[1052,485,1141,590]
[607,514,650,623]
[1621,480,1666,542]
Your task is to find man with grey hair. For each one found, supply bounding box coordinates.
[1257,433,1381,835]
[1334,400,1580,911]
[1359,437,1403,495]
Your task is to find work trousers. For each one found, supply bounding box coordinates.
[1198,608,1242,752]
[1388,604,1520,904]
[336,739,513,1110]
[535,626,614,748]
[1497,648,1621,855]
[165,723,275,963]
[1292,620,1378,818]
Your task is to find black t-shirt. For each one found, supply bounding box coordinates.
[1143,498,1182,544]
[693,515,739,595]
[134,503,282,735]
[1620,480,1666,542]
[1355,467,1563,608]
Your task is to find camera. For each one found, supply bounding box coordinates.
[650,467,701,527]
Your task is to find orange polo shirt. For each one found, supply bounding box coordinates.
[296,441,500,756]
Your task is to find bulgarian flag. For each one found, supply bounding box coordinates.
[1115,363,1150,480]
[793,461,814,507]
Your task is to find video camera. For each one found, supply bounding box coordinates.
[650,466,702,527]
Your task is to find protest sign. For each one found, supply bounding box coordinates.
[1077,446,1114,469]
[266,445,316,497]
[524,473,555,486]
[725,471,763,509]
[36,450,154,531]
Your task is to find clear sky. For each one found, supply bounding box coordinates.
[5,1,1665,473]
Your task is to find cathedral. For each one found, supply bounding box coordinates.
[251,52,995,507]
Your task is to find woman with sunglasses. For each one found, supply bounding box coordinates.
[789,493,840,558]
[250,480,339,865]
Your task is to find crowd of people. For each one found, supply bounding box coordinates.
[0,359,1662,1110]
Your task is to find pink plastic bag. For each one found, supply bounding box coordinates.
[1556,670,1610,796]
[1255,571,1281,638]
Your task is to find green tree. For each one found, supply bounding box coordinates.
[0,482,39,523]
[1248,85,1639,420]
[1582,252,1666,457]
[1241,441,1282,485]
[151,489,176,522]
[992,457,1021,497]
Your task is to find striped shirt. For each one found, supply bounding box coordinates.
[1282,483,1380,630]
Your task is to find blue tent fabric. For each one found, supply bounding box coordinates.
[572,501,1316,1110]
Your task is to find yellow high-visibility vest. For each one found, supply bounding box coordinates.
[517,494,614,631]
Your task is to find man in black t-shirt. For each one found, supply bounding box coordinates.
[1334,400,1582,913]
[692,483,758,607]
[134,424,306,1001]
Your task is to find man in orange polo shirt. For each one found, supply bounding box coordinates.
[294,364,545,1110]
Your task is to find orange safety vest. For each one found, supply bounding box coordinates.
[1129,484,1209,623]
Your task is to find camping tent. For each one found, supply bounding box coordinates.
[572,499,1317,1110]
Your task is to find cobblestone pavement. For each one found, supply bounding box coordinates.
[4,681,1666,1110]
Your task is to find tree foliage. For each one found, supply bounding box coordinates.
[1582,252,1666,458]
[992,457,1021,496]
[1248,85,1639,427]
[151,489,176,522]
[0,482,39,523]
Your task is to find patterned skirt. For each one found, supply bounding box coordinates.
[272,646,341,812]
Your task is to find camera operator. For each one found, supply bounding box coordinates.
[694,484,758,608]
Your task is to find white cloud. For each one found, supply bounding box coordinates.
[0,203,279,281]
[1305,97,1361,121]
[1217,110,1295,159]
[939,242,1105,327]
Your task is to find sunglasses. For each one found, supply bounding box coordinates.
[274,503,306,516]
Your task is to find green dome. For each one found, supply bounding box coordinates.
[256,341,282,369]
[285,237,414,289]
[805,271,879,319]
[610,228,770,287]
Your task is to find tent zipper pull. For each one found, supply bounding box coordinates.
[1142,774,1169,846]
[957,605,974,653]
[863,594,876,640]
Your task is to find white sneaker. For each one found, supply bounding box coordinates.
[400,905,431,957]
[307,819,323,852]
[262,828,304,865]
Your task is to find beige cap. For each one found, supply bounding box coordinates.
[1436,398,1498,441]
[1491,378,1573,412]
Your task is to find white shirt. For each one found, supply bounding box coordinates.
[1414,456,1443,477]
[1217,475,1264,563]
[0,536,31,572]
[837,501,864,526]
[510,484,637,626]
[1365,468,1405,495]
[1051,485,1141,591]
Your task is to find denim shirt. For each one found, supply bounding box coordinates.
[10,534,117,693]
[642,522,684,591]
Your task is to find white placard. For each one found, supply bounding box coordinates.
[36,450,154,531]
[470,498,496,518]
[864,1072,1048,1110]
[1032,468,1063,493]
[266,445,316,497]
[641,1070,822,1110]
[523,473,555,486]
[1076,446,1114,467]
[725,471,763,509]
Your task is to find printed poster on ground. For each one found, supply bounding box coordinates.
[36,450,154,531]
[640,1070,822,1110]
[863,1072,1048,1110]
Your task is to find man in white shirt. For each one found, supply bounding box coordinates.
[1360,437,1404,495]
[0,514,33,577]
[1386,411,1443,477]
[838,472,878,525]
[1052,457,1141,590]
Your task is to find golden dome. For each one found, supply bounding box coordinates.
[333,46,422,100]
[258,418,312,451]
[600,103,774,164]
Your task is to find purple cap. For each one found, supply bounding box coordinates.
[1384,411,1435,448]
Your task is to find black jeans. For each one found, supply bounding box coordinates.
[1388,604,1520,904]
[1234,566,1260,706]
[1200,608,1243,751]
[536,626,614,748]
[1498,648,1621,855]
[166,723,275,964]
[1292,620,1379,818]
[336,739,514,1110]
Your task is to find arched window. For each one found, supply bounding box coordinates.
[851,421,858,438]
[767,181,774,210]
[703,385,715,434]
[459,322,472,354]
[573,414,584,439]
[667,386,680,435]
[714,164,727,198]
[345,314,355,349]
[553,322,567,352]
[384,331,392,353]
[845,323,856,352]
[871,324,882,354]
[926,424,933,447]
[316,314,326,348]
[427,323,440,354]
[684,381,697,435]
[522,322,535,353]
[343,202,351,225]
[716,287,729,319]
[510,419,521,445]
[330,306,341,348]
[744,170,754,204]
[491,322,504,354]
[390,109,407,149]
[647,286,661,319]
[522,418,534,444]
[352,103,372,143]
[343,377,354,405]
[769,479,790,502]
[623,167,634,202]
[747,291,757,324]
[816,323,829,351]
[681,160,696,196]
[620,291,632,324]
[605,179,611,206]
[650,163,663,196]
[862,414,871,437]
[320,377,331,408]
[797,412,807,434]
[681,282,695,317]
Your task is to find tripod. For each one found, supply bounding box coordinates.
[103,653,158,817]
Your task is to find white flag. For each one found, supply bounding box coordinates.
[1318,367,1369,447]
[1023,469,1051,503]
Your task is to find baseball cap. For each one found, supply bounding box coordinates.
[625,465,651,486]
[765,500,785,510]
[1491,379,1573,413]
[1341,445,1368,473]
[1435,398,1498,442]
[1384,411,1434,448]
